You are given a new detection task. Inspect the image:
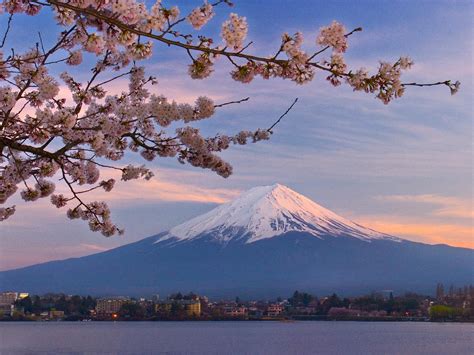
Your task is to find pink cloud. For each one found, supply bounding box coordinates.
[92,168,241,204]
[2,167,241,230]
[0,243,112,271]
[376,194,473,219]
[358,216,473,249]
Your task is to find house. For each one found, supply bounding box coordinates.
[184,300,201,317]
[155,299,201,317]
[267,304,284,317]
[0,304,14,317]
[155,301,172,313]
[49,310,65,319]
[224,306,247,318]
[0,292,18,306]
[247,306,263,318]
[95,298,129,315]
[0,292,26,317]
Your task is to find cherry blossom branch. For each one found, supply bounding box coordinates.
[0,0,461,232]
[307,27,362,61]
[214,97,249,108]
[33,0,456,96]
[0,14,13,48]
[268,98,299,132]
[37,0,326,72]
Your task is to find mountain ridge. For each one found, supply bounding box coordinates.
[0,184,472,298]
[159,183,400,245]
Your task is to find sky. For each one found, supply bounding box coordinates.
[0,0,472,270]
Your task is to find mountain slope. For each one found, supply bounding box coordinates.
[0,184,472,298]
[161,184,399,244]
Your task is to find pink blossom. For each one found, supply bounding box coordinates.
[0,0,457,236]
[51,194,68,208]
[0,206,16,221]
[317,21,347,53]
[188,2,214,30]
[67,51,83,66]
[195,96,214,119]
[221,13,248,50]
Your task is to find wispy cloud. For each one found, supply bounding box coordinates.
[93,168,241,204]
[358,216,473,249]
[0,243,112,271]
[79,243,110,252]
[376,194,473,219]
[3,167,240,229]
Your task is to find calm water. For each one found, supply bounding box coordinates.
[0,321,473,354]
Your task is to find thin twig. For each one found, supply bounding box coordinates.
[214,97,250,108]
[0,14,13,48]
[38,32,46,54]
[268,98,298,132]
[402,81,450,87]
[38,0,334,74]
[307,27,362,61]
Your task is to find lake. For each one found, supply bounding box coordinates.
[0,321,473,354]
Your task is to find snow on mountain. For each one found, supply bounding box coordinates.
[158,183,400,244]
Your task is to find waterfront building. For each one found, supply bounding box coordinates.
[184,300,201,317]
[95,298,129,315]
[155,299,201,317]
[224,306,247,318]
[49,310,65,319]
[0,292,18,305]
[0,304,14,317]
[155,301,172,313]
[267,304,284,317]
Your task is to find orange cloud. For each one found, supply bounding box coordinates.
[0,243,112,271]
[94,168,241,204]
[376,194,473,219]
[2,168,241,230]
[365,194,473,248]
[358,217,473,249]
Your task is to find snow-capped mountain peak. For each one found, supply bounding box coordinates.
[160,184,399,244]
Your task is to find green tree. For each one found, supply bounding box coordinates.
[15,296,33,314]
[119,303,146,320]
[430,305,462,320]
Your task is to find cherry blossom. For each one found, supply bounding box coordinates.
[0,0,459,236]
[221,13,248,50]
[188,2,214,30]
[317,21,348,53]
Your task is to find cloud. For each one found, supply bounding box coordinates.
[3,167,241,230]
[79,243,110,252]
[376,194,473,219]
[357,216,473,249]
[0,243,112,271]
[93,168,241,204]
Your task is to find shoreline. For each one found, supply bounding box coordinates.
[2,318,473,323]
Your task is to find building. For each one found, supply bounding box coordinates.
[0,292,24,316]
[183,300,201,317]
[49,310,65,319]
[0,292,18,306]
[267,304,284,317]
[0,304,14,317]
[155,299,201,317]
[224,306,247,318]
[247,306,263,318]
[95,298,129,315]
[155,301,172,313]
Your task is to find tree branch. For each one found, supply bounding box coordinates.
[0,14,13,49]
[268,98,298,132]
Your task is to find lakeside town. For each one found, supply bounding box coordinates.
[1,283,472,323]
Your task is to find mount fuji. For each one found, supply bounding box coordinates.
[0,184,472,298]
